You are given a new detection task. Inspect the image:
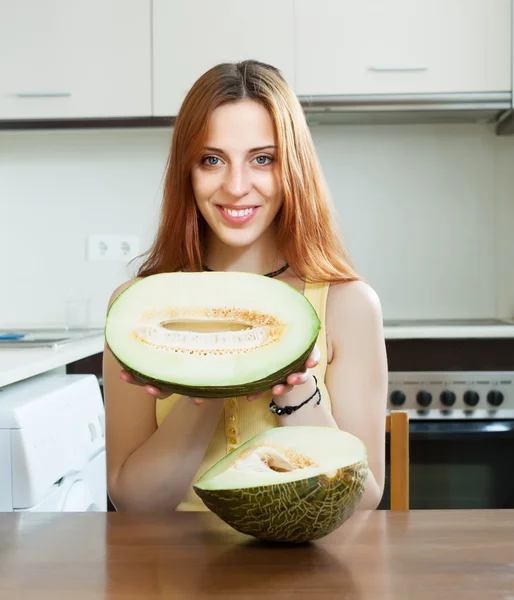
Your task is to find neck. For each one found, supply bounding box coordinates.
[203,225,287,276]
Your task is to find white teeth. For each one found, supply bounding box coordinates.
[223,207,255,217]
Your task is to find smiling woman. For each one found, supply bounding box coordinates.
[102,59,388,516]
[191,102,283,252]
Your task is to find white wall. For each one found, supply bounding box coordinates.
[311,123,511,320]
[1,121,514,328]
[0,128,170,329]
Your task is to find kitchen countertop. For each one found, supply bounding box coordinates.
[384,324,514,339]
[0,331,105,388]
[383,319,514,339]
[1,509,513,599]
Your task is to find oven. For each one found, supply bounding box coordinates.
[378,331,514,510]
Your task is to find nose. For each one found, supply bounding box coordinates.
[222,163,252,198]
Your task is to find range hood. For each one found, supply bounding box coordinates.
[2,92,511,133]
[297,92,512,129]
[495,109,514,134]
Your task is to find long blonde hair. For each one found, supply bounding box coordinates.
[137,59,360,283]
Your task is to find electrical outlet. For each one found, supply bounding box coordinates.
[87,234,140,262]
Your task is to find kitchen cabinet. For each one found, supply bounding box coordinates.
[0,0,511,124]
[295,0,512,97]
[152,0,295,117]
[0,1,152,120]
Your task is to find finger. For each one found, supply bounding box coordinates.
[247,392,263,402]
[287,371,310,386]
[145,385,163,397]
[305,346,321,369]
[191,397,204,406]
[272,383,293,396]
[120,370,138,384]
[146,385,173,401]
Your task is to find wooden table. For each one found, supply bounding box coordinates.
[1,510,513,599]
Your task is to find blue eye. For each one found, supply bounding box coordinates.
[201,154,273,167]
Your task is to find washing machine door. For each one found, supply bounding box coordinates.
[15,476,99,512]
[61,478,100,512]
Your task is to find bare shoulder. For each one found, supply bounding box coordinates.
[325,280,384,357]
[327,279,383,325]
[325,279,386,369]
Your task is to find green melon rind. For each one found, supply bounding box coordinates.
[106,334,318,398]
[193,460,369,543]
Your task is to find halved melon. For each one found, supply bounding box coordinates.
[193,426,369,543]
[104,271,320,398]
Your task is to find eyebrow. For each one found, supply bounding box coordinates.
[203,145,277,153]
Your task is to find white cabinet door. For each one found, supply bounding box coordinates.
[152,0,295,117]
[295,0,512,97]
[0,1,152,119]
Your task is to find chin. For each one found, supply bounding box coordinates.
[215,227,265,248]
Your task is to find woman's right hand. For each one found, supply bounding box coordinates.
[119,370,205,405]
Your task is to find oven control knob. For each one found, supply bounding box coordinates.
[440,390,456,407]
[390,390,406,406]
[463,390,480,407]
[416,390,432,407]
[487,390,504,407]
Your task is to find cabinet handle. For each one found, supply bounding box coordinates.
[16,91,72,98]
[368,65,428,72]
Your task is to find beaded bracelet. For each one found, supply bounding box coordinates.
[269,376,322,416]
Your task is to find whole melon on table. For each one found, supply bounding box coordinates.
[104,271,321,398]
[194,426,369,543]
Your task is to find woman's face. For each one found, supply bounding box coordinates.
[191,99,283,248]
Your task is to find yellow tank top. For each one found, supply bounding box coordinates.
[155,280,332,511]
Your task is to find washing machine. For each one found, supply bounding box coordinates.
[0,372,107,512]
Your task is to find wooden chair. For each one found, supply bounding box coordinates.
[385,410,410,510]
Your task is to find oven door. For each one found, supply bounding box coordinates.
[379,419,514,510]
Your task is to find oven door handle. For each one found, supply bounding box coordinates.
[409,420,514,440]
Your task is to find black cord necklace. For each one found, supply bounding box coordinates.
[202,262,289,278]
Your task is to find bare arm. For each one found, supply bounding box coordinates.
[325,281,388,509]
[268,280,388,510]
[104,281,224,512]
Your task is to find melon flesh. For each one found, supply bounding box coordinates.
[105,272,320,398]
[193,426,369,543]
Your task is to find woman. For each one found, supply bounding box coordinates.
[103,59,388,513]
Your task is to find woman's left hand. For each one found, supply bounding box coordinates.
[246,345,321,401]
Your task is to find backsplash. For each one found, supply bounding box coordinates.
[1,122,514,328]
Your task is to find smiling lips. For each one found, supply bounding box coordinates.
[217,205,259,225]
